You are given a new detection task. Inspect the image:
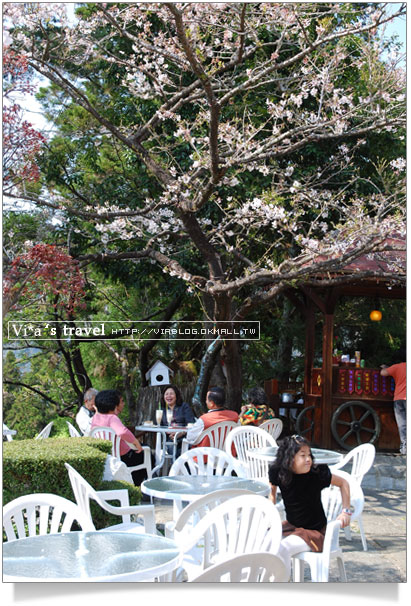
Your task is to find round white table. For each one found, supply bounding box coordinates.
[141,475,270,516]
[3,531,181,582]
[135,424,189,475]
[247,446,343,465]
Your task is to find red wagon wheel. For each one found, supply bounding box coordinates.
[331,401,380,450]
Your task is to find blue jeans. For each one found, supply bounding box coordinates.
[393,400,406,454]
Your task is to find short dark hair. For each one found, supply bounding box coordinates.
[94,389,121,414]
[248,387,267,406]
[207,386,225,408]
[161,384,183,407]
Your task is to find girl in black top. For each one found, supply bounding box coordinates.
[268,435,351,579]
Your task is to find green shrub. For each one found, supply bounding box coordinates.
[50,416,71,438]
[2,437,142,528]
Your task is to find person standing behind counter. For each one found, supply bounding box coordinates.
[381,359,406,455]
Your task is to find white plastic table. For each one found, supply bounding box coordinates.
[141,475,270,517]
[247,446,343,465]
[135,424,189,475]
[3,531,181,582]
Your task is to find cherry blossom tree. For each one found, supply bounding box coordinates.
[4,2,406,409]
[2,46,46,190]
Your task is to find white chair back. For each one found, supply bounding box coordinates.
[90,426,121,458]
[3,423,15,442]
[3,493,94,542]
[176,494,283,578]
[259,418,283,440]
[225,425,277,480]
[67,421,82,437]
[191,551,288,582]
[35,421,53,440]
[183,420,237,453]
[331,443,375,486]
[169,447,244,477]
[65,462,156,533]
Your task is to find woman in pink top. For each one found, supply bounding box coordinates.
[91,389,148,485]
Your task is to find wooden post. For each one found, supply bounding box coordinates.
[304,301,315,395]
[321,314,334,448]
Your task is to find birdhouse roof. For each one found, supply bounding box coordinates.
[145,360,174,380]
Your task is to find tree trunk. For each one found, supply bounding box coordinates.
[276,297,295,383]
[221,338,243,412]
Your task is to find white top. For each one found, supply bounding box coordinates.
[3,531,181,582]
[75,406,94,436]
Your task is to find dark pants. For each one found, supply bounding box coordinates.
[121,449,149,486]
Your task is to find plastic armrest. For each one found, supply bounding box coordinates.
[164,520,176,539]
[95,488,130,508]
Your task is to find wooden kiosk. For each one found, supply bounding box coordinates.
[266,240,405,451]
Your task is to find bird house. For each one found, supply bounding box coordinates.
[145,360,173,386]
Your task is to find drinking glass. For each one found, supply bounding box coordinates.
[166,409,173,425]
[155,409,163,426]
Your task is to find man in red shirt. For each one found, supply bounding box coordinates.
[381,361,406,455]
[185,386,239,447]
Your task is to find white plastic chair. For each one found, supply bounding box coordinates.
[67,421,82,437]
[35,421,53,440]
[190,551,288,582]
[330,443,375,551]
[331,443,375,486]
[3,493,95,542]
[181,420,237,453]
[292,484,347,582]
[3,423,15,442]
[90,426,152,481]
[172,494,283,581]
[164,488,255,580]
[169,447,245,477]
[331,468,367,551]
[65,463,157,534]
[225,425,277,481]
[259,418,283,440]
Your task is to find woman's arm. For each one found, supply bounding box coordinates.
[331,473,351,528]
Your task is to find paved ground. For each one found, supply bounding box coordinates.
[152,486,406,583]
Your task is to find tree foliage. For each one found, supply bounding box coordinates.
[3,2,406,410]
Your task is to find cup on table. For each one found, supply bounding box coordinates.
[166,409,173,425]
[155,410,163,426]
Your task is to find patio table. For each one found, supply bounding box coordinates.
[247,446,343,466]
[135,424,190,475]
[141,475,270,517]
[3,531,181,582]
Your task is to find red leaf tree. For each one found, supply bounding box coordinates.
[3,244,86,316]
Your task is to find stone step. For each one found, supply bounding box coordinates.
[361,454,406,490]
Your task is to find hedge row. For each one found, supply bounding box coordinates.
[3,437,142,529]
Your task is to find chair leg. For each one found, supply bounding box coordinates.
[357,515,368,551]
[336,556,347,582]
[292,558,305,582]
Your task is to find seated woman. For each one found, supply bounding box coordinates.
[159,384,196,458]
[91,389,149,486]
[160,384,196,426]
[239,386,275,426]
